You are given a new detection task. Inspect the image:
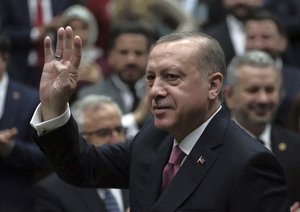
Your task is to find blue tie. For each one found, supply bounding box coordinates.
[103,189,121,212]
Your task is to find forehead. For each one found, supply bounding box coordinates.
[246,20,279,34]
[238,65,280,83]
[114,33,149,49]
[147,40,198,69]
[224,0,263,6]
[84,105,121,125]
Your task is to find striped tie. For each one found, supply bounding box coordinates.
[103,189,121,212]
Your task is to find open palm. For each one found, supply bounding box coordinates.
[39,27,82,120]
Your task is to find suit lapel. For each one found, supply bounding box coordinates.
[152,108,229,211]
[74,188,105,212]
[143,135,173,205]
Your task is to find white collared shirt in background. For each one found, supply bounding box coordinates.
[227,15,246,56]
[0,72,9,119]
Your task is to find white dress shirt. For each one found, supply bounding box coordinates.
[0,72,9,119]
[226,15,246,56]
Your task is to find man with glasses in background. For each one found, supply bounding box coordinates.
[34,94,129,212]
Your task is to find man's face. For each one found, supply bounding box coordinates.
[245,20,286,59]
[109,33,149,85]
[82,104,125,146]
[224,0,263,21]
[68,19,89,47]
[146,39,220,141]
[225,65,281,128]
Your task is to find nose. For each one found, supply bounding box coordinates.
[127,52,138,62]
[149,78,167,99]
[257,90,269,103]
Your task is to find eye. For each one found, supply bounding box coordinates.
[246,87,259,94]
[265,86,275,93]
[145,73,155,87]
[165,73,179,81]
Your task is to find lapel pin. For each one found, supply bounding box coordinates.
[197,155,205,165]
[278,142,287,151]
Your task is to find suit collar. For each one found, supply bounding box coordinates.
[152,108,230,211]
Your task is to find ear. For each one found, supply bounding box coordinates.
[223,84,234,110]
[207,72,223,100]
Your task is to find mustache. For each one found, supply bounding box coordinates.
[125,63,139,69]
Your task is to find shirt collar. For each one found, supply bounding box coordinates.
[0,72,9,119]
[176,106,222,155]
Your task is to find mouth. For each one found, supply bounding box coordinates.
[152,105,173,115]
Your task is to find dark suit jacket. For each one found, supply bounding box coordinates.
[35,108,290,211]
[0,79,49,212]
[202,20,236,65]
[271,125,300,203]
[274,65,300,127]
[0,0,73,87]
[34,173,129,212]
[78,74,147,114]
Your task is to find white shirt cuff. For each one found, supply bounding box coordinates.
[30,103,71,136]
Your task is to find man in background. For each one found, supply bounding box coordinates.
[34,95,129,212]
[0,33,49,212]
[224,50,300,211]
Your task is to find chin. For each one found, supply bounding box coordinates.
[154,118,172,131]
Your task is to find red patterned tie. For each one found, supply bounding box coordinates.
[34,0,44,66]
[161,145,186,191]
[35,0,43,27]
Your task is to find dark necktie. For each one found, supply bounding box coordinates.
[129,85,139,111]
[161,145,186,191]
[103,189,121,212]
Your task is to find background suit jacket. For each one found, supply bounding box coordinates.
[34,173,130,212]
[0,0,73,87]
[0,78,49,212]
[274,65,300,127]
[202,20,236,65]
[271,125,300,203]
[35,108,290,211]
[78,74,147,114]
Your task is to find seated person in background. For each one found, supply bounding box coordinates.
[0,33,50,212]
[34,95,129,212]
[224,50,300,211]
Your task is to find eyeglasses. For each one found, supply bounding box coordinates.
[81,126,126,138]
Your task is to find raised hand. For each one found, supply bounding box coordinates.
[40,26,82,121]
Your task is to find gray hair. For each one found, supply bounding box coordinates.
[71,95,123,132]
[226,50,281,87]
[155,32,226,77]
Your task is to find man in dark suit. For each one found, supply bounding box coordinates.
[78,19,156,114]
[30,27,290,211]
[0,33,50,211]
[202,0,264,65]
[244,9,300,129]
[34,95,129,212]
[0,0,73,88]
[224,50,300,211]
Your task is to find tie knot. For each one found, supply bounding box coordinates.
[169,145,185,165]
